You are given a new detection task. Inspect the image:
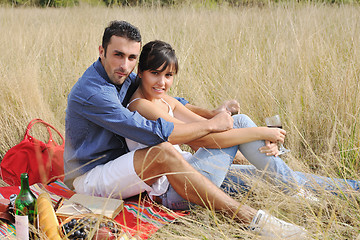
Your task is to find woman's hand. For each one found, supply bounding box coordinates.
[213,100,240,116]
[260,127,286,144]
[259,140,280,156]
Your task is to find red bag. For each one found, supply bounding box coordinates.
[0,119,65,186]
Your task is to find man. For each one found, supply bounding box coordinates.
[64,20,307,238]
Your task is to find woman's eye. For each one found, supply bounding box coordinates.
[151,71,158,75]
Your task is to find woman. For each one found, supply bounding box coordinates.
[126,40,360,207]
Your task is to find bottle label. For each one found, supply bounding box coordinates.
[15,215,29,240]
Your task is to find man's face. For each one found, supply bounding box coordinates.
[99,36,141,86]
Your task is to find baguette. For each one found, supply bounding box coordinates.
[37,192,62,240]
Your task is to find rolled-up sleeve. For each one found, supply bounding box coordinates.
[174,97,189,106]
[79,87,174,146]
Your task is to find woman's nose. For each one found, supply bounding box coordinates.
[157,76,165,85]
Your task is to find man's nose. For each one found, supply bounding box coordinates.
[119,58,129,70]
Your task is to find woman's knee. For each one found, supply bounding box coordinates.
[232,114,257,128]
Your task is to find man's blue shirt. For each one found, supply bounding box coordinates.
[64,59,174,188]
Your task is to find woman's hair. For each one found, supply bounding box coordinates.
[138,40,178,74]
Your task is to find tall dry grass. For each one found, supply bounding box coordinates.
[0,3,360,239]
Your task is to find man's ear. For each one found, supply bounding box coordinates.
[99,45,105,59]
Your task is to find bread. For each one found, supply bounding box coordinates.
[37,192,61,240]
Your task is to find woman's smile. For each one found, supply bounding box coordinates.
[139,64,175,100]
[153,87,165,93]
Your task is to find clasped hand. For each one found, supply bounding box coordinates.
[259,140,281,157]
[208,111,234,132]
[214,100,240,116]
[259,127,286,157]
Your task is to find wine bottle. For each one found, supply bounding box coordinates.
[15,173,38,240]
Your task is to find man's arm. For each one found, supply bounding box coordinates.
[127,98,234,145]
[170,112,234,144]
[78,90,176,147]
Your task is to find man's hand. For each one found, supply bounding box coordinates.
[259,140,280,156]
[207,111,234,132]
[213,100,240,116]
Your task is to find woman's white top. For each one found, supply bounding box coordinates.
[126,98,192,198]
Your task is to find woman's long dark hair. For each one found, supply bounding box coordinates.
[138,40,178,74]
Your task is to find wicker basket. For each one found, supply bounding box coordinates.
[58,213,132,239]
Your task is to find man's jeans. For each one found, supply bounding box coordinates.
[159,114,360,210]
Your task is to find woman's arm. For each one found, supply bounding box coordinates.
[187,126,285,149]
[183,103,216,119]
[129,96,285,149]
[184,100,240,119]
[168,96,285,149]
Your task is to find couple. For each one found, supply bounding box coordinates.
[64,20,358,238]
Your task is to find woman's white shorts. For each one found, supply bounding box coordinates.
[73,151,153,199]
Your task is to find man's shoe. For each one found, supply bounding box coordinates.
[249,210,308,239]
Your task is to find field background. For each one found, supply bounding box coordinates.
[1,3,360,239]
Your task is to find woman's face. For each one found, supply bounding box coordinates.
[139,63,175,100]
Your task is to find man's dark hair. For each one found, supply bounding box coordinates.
[102,20,142,56]
[138,40,178,74]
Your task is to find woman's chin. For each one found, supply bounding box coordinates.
[151,91,166,98]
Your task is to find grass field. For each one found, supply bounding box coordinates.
[1,3,360,239]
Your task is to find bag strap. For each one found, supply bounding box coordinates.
[24,118,65,147]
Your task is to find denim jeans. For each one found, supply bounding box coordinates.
[159,114,360,210]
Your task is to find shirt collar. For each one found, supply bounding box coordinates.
[94,58,110,83]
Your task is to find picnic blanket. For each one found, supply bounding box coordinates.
[0,180,186,239]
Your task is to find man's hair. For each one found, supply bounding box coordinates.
[138,40,178,74]
[102,20,142,56]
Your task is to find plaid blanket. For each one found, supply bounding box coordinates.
[0,180,186,239]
